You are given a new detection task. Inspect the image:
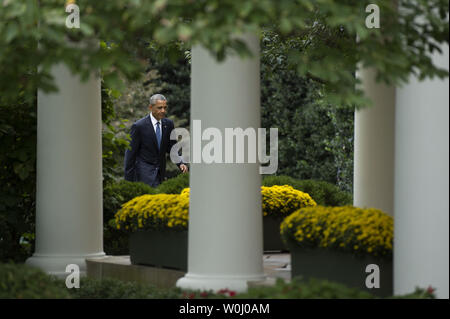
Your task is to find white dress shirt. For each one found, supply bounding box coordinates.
[149,112,185,165]
[149,112,162,135]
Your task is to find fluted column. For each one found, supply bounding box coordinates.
[176,33,265,292]
[354,68,396,215]
[394,43,449,298]
[26,62,105,277]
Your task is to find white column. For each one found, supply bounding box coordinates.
[354,68,396,215]
[394,43,449,298]
[176,33,265,292]
[26,63,105,277]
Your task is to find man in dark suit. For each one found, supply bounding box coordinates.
[124,94,188,187]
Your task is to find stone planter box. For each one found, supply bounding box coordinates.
[263,217,288,252]
[130,230,188,271]
[288,242,393,297]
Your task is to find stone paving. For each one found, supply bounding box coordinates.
[262,253,291,282]
[86,253,292,288]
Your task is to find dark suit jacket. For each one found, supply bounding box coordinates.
[124,115,180,187]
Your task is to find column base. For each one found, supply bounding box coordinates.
[26,252,106,278]
[176,273,266,293]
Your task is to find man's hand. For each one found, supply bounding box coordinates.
[180,164,188,173]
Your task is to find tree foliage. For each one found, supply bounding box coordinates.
[101,84,130,185]
[261,30,354,190]
[0,0,448,262]
[0,83,131,262]
[0,0,448,108]
[0,93,36,262]
[121,31,355,189]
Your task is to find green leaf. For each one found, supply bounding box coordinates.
[13,163,30,180]
[152,0,168,14]
[239,2,253,17]
[177,25,192,42]
[103,73,125,92]
[80,23,94,37]
[4,2,26,19]
[280,19,293,34]
[5,22,19,43]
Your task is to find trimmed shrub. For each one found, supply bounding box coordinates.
[155,172,190,194]
[104,180,156,223]
[239,277,432,299]
[70,276,432,299]
[0,263,71,299]
[103,175,190,255]
[67,276,183,299]
[241,277,376,299]
[262,175,352,206]
[0,263,434,299]
[103,180,155,255]
[104,174,349,255]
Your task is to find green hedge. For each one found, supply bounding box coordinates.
[103,175,190,255]
[0,263,435,299]
[104,174,351,254]
[155,173,190,194]
[0,263,71,299]
[104,175,349,228]
[262,175,352,206]
[68,276,182,299]
[103,174,190,224]
[103,180,155,224]
[103,180,155,255]
[155,174,352,206]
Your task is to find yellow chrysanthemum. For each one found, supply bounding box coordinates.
[280,206,393,258]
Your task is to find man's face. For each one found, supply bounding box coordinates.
[149,100,167,121]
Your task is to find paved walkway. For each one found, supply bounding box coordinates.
[262,253,291,282]
[87,253,291,288]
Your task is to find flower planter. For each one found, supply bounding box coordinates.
[130,230,188,271]
[263,217,288,252]
[288,242,393,297]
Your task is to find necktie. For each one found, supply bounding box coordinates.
[156,121,161,149]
